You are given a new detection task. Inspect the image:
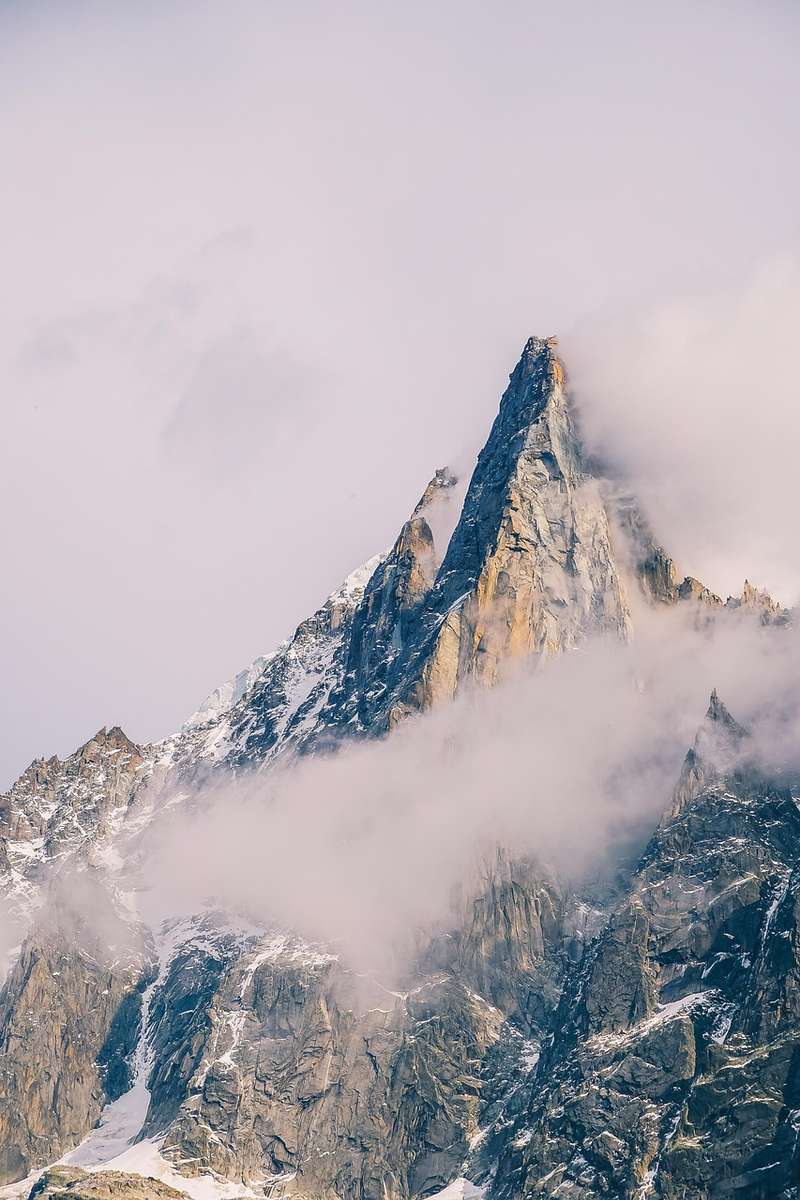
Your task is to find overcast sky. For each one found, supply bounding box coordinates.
[1,0,799,789]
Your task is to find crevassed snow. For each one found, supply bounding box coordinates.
[0,1172,40,1199]
[5,838,46,860]
[60,1080,152,1169]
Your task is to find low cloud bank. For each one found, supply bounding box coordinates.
[138,605,800,978]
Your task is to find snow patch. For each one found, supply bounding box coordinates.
[184,654,275,729]
[424,1179,485,1200]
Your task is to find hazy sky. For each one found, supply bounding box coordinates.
[2,0,799,788]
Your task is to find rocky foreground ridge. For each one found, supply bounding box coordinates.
[0,338,797,1200]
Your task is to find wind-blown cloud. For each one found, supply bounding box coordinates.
[138,605,800,980]
[563,256,800,606]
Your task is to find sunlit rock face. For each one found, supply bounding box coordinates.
[405,337,632,704]
[326,336,633,732]
[0,339,798,1200]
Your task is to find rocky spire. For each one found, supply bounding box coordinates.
[342,467,460,723]
[661,689,750,824]
[378,335,632,722]
[705,686,746,735]
[725,579,790,625]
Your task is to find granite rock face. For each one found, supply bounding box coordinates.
[0,880,145,1182]
[157,956,501,1197]
[488,694,800,1200]
[123,863,570,1200]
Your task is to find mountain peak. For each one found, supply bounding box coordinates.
[412,466,459,518]
[661,690,749,824]
[698,687,748,766]
[496,334,569,435]
[376,336,631,719]
[522,333,559,355]
[312,336,632,731]
[706,687,745,732]
[725,579,788,624]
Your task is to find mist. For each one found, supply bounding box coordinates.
[136,604,800,980]
[2,0,799,790]
[564,256,800,606]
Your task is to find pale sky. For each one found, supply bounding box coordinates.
[2,0,799,788]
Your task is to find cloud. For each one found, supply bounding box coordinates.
[136,605,800,981]
[563,255,800,606]
[161,332,315,479]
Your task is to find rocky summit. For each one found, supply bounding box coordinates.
[0,338,798,1200]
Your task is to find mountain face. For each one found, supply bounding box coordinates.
[0,337,797,1200]
[487,695,800,1199]
[330,335,633,731]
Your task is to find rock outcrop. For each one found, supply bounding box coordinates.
[30,1167,187,1199]
[0,726,150,924]
[123,864,569,1200]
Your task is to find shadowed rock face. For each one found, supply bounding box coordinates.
[0,339,798,1199]
[336,468,458,730]
[486,696,800,1200]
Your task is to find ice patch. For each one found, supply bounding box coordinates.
[60,1080,151,1169]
